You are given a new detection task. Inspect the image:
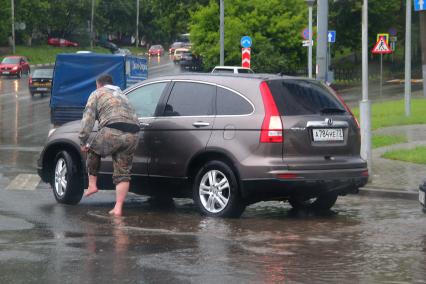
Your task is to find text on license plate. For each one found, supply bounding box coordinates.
[419,190,425,206]
[312,128,344,141]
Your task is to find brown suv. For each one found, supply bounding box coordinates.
[37,74,368,217]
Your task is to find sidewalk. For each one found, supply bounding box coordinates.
[364,125,426,196]
[338,83,425,199]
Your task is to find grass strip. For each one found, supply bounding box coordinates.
[352,98,426,130]
[382,146,426,165]
[372,135,407,149]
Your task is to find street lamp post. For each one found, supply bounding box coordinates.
[11,0,15,54]
[404,0,412,116]
[90,0,95,49]
[306,0,315,79]
[136,0,140,47]
[220,0,224,66]
[316,0,328,82]
[360,0,372,174]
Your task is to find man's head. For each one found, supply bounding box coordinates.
[96,74,113,89]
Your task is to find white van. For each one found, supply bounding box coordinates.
[211,66,254,74]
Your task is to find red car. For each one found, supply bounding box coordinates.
[0,56,30,78]
[148,45,164,56]
[47,38,79,47]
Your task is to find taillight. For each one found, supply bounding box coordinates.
[259,81,283,143]
[28,77,32,85]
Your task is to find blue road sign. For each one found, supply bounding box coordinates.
[302,28,309,40]
[240,36,252,48]
[414,0,426,11]
[328,31,336,43]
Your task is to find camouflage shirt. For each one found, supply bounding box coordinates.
[79,85,139,146]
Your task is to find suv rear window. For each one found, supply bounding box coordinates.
[266,79,346,116]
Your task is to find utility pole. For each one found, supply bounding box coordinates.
[136,0,140,47]
[420,11,426,97]
[306,0,315,79]
[219,0,224,66]
[90,0,95,49]
[316,0,328,82]
[360,0,372,174]
[404,0,412,116]
[11,0,15,54]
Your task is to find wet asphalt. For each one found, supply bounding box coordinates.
[0,59,425,283]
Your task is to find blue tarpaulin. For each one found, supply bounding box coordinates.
[50,53,126,108]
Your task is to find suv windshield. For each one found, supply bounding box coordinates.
[2,57,20,64]
[267,79,346,116]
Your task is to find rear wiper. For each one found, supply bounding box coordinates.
[320,107,346,114]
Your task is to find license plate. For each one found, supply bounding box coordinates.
[312,128,344,142]
[36,88,48,91]
[419,190,425,206]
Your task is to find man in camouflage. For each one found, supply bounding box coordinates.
[79,74,140,216]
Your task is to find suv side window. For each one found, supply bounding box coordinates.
[127,82,168,117]
[217,87,253,115]
[164,82,215,116]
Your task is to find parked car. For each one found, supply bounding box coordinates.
[169,42,185,54]
[47,38,79,47]
[173,48,190,63]
[179,52,202,71]
[38,74,368,218]
[212,66,254,74]
[96,40,119,53]
[28,68,54,97]
[0,56,30,78]
[419,180,426,212]
[148,45,164,56]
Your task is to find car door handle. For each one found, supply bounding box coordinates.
[192,122,210,128]
[139,122,150,128]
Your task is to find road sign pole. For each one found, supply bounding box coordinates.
[380,53,383,97]
[360,0,372,175]
[308,3,313,78]
[316,0,328,82]
[420,11,426,97]
[405,0,412,116]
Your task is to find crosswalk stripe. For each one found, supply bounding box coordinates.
[6,174,40,191]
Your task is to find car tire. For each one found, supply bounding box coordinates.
[193,160,245,218]
[17,70,22,79]
[289,192,338,211]
[51,151,84,205]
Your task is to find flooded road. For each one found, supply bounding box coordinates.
[0,188,425,283]
[0,61,425,283]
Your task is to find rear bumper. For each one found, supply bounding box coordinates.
[0,70,19,75]
[241,168,368,202]
[29,86,51,93]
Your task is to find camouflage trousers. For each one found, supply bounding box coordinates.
[87,127,139,185]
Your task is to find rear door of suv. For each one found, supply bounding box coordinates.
[266,78,365,170]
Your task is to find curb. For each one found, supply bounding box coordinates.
[358,187,419,200]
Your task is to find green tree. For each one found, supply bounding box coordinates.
[190,0,306,72]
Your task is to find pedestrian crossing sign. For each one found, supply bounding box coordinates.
[372,36,392,54]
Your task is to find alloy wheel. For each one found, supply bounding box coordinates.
[199,170,230,213]
[54,157,68,197]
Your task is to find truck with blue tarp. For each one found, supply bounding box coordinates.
[50,53,148,126]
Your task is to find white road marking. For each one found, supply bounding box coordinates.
[6,174,40,191]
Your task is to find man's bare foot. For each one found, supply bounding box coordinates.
[109,209,122,217]
[84,186,98,197]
